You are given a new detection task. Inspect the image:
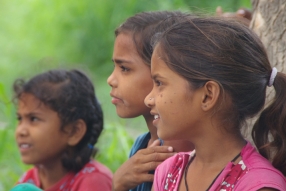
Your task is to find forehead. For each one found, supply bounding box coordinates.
[151,45,169,71]
[114,33,137,54]
[18,93,48,112]
[151,45,190,86]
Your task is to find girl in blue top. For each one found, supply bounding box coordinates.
[107,11,196,191]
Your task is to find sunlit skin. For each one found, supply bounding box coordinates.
[144,47,205,141]
[146,45,246,191]
[107,33,153,119]
[15,93,70,189]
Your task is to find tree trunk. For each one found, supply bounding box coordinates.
[250,0,286,69]
[244,0,286,141]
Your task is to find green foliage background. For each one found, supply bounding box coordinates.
[0,0,250,190]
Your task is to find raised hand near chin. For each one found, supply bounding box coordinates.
[112,139,175,191]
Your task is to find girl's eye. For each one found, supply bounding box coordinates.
[120,66,130,72]
[155,80,162,86]
[16,116,22,121]
[30,116,39,122]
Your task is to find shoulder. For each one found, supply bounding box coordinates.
[242,142,277,169]
[71,160,113,191]
[235,168,286,190]
[235,142,286,190]
[17,167,39,185]
[129,132,151,157]
[80,160,113,179]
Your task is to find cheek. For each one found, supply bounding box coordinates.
[158,94,178,113]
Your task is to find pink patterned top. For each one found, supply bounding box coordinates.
[154,142,286,191]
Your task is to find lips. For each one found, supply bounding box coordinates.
[20,143,31,148]
[110,93,123,104]
[18,143,32,153]
[151,114,160,127]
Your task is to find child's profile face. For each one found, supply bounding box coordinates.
[15,93,70,166]
[107,33,153,118]
[144,46,205,141]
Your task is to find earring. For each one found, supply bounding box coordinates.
[149,98,153,100]
[202,104,207,109]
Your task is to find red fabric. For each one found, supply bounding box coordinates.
[17,160,112,191]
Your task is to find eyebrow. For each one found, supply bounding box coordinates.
[151,73,165,80]
[17,112,43,117]
[111,58,133,65]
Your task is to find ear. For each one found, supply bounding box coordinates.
[201,81,220,111]
[67,119,87,146]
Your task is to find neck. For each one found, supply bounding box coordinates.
[144,114,194,152]
[144,114,159,145]
[192,129,245,166]
[37,160,69,189]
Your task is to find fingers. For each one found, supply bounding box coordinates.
[132,160,164,173]
[131,151,174,170]
[146,152,174,162]
[149,139,161,147]
[141,144,174,155]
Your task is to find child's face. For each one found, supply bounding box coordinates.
[144,46,204,141]
[107,33,153,118]
[15,93,70,166]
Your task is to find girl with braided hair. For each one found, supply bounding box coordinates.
[14,69,112,190]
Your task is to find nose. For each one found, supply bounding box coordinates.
[107,71,117,88]
[15,121,29,138]
[144,91,155,108]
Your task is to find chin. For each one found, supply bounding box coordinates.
[21,158,34,165]
[116,110,142,119]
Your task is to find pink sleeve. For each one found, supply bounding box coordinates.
[73,172,112,191]
[234,168,286,190]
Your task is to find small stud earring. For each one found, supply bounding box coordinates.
[149,98,153,100]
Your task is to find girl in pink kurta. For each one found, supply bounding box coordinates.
[144,16,286,191]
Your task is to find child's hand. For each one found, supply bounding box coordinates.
[112,139,175,191]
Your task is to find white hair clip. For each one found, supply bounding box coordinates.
[268,67,277,87]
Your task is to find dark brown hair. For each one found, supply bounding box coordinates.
[152,16,286,175]
[115,10,195,66]
[14,69,103,172]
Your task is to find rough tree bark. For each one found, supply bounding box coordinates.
[250,0,286,70]
[245,0,286,141]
